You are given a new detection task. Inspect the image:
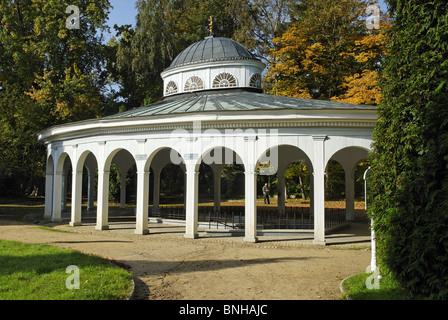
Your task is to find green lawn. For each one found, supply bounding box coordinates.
[342,271,412,300]
[0,240,133,300]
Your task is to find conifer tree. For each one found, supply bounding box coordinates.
[369,0,448,299]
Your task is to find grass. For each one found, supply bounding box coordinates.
[342,271,412,300]
[0,239,133,300]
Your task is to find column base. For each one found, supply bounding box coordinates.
[244,237,259,243]
[135,229,149,235]
[312,240,326,246]
[184,234,199,239]
[95,225,109,231]
[69,222,82,227]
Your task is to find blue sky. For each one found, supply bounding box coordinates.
[103,0,138,42]
[105,0,390,36]
[107,0,138,29]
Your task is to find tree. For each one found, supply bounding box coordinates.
[369,0,448,299]
[109,0,245,109]
[109,0,295,110]
[330,21,390,105]
[284,161,309,200]
[0,0,111,196]
[265,0,380,101]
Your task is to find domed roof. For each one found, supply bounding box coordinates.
[167,36,260,70]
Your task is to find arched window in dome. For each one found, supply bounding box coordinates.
[184,76,204,92]
[212,72,237,89]
[165,81,178,96]
[249,73,262,88]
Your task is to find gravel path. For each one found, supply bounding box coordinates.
[0,211,371,300]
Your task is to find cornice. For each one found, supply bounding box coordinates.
[37,116,377,145]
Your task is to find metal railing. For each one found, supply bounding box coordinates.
[150,205,347,230]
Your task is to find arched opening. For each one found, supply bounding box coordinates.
[150,146,246,231]
[196,147,245,230]
[83,152,98,212]
[70,151,98,226]
[147,147,185,222]
[256,145,313,230]
[109,149,137,223]
[96,148,137,231]
[327,146,370,224]
[52,152,72,222]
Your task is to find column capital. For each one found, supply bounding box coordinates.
[312,135,328,142]
[244,135,258,142]
[245,170,257,175]
[135,154,147,161]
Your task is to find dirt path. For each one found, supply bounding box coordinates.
[0,215,371,300]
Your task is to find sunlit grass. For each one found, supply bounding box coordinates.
[342,271,412,300]
[0,240,133,300]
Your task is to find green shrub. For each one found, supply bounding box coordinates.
[369,0,448,299]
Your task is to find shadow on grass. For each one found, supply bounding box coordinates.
[0,243,116,275]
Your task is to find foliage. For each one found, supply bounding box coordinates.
[109,0,297,109]
[284,161,310,200]
[221,164,245,198]
[26,64,101,122]
[0,0,112,197]
[369,0,448,299]
[266,0,386,103]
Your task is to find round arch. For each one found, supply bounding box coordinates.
[70,150,99,226]
[255,144,314,228]
[255,144,314,175]
[52,152,72,222]
[197,146,245,213]
[104,148,136,171]
[145,146,185,173]
[195,145,245,172]
[325,140,371,169]
[94,148,137,231]
[327,146,370,222]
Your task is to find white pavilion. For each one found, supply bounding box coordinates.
[37,35,377,244]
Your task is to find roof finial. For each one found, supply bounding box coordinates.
[209,16,214,36]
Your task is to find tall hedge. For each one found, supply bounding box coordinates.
[369,1,448,299]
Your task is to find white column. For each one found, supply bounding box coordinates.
[87,167,95,211]
[244,169,258,242]
[313,135,327,245]
[211,164,224,212]
[135,164,149,235]
[183,170,187,208]
[70,169,83,226]
[44,171,54,219]
[152,167,161,211]
[308,160,314,218]
[96,166,110,230]
[62,168,68,211]
[52,167,63,222]
[184,163,199,239]
[345,170,355,222]
[277,166,286,215]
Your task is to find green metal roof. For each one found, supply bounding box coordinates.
[103,89,376,119]
[166,36,261,71]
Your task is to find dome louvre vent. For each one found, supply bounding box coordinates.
[184,76,204,92]
[212,73,237,88]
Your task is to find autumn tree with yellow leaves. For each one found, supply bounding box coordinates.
[266,0,388,105]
